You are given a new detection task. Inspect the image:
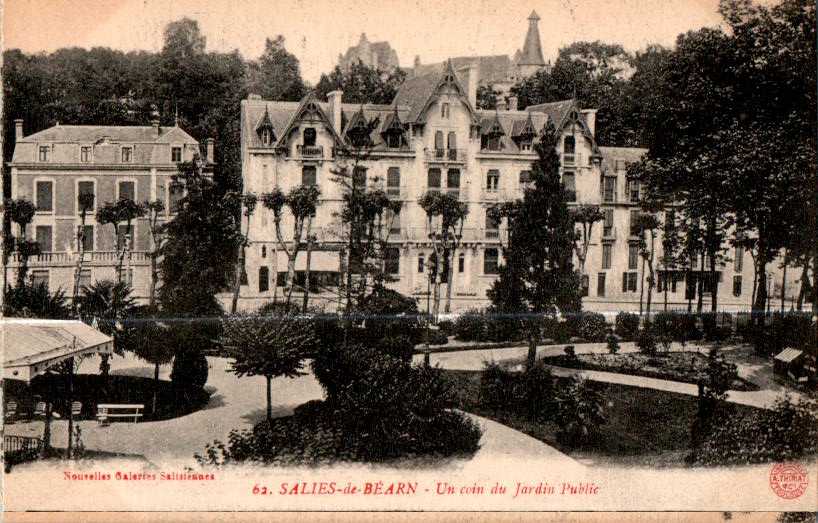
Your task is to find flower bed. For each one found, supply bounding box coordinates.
[543,351,758,391]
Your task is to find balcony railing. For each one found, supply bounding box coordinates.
[296,145,324,158]
[426,187,466,200]
[563,153,583,166]
[8,251,151,266]
[424,148,467,164]
[602,226,617,240]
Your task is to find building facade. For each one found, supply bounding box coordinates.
[338,33,400,73]
[7,120,212,301]
[239,59,803,315]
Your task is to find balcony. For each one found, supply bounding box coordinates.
[8,251,151,267]
[296,145,324,158]
[563,153,583,167]
[424,148,467,165]
[425,187,467,200]
[601,226,617,240]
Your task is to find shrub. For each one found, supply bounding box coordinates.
[454,310,487,342]
[426,328,449,346]
[437,320,455,337]
[636,328,657,356]
[606,335,620,354]
[564,345,576,358]
[171,349,208,390]
[574,312,607,342]
[486,311,526,343]
[514,362,557,420]
[688,397,818,466]
[555,378,606,447]
[553,321,574,344]
[615,312,640,341]
[356,286,425,360]
[479,362,515,411]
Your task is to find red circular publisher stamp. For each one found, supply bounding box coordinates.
[770,462,809,499]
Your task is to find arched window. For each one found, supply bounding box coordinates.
[434,131,444,157]
[261,128,272,146]
[564,136,575,154]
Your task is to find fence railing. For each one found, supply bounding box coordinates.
[8,251,151,265]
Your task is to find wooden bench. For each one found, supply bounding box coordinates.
[33,402,60,420]
[97,404,144,424]
[71,401,83,419]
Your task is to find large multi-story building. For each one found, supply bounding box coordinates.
[239,59,801,315]
[7,119,213,300]
[337,33,400,73]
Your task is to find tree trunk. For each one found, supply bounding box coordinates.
[686,258,693,313]
[709,248,718,313]
[150,251,159,308]
[39,402,52,458]
[780,249,788,313]
[302,218,314,313]
[797,263,810,311]
[444,245,456,314]
[754,257,768,327]
[266,376,272,421]
[646,234,655,319]
[663,260,669,312]
[697,252,705,314]
[639,256,645,316]
[526,332,537,370]
[231,239,244,314]
[152,362,160,414]
[286,251,297,306]
[72,212,88,314]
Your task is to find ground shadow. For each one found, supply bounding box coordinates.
[240,406,298,426]
[200,393,226,411]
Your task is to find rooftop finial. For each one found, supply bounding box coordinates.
[174,105,179,127]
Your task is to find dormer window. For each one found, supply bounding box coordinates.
[261,128,273,146]
[303,128,316,146]
[121,146,133,163]
[171,146,182,163]
[381,113,407,149]
[481,119,504,151]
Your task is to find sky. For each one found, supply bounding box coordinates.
[2,0,729,83]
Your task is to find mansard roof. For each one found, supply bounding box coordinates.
[19,124,198,145]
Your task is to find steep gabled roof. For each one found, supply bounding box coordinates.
[275,92,344,147]
[393,60,478,124]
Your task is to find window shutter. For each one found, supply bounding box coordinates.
[623,272,628,292]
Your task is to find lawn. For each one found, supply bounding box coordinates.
[541,350,758,391]
[444,369,764,468]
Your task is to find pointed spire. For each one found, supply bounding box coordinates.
[519,10,546,66]
[174,105,179,127]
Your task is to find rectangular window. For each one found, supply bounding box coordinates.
[458,253,465,273]
[36,181,53,212]
[259,267,270,292]
[80,146,92,163]
[628,180,640,202]
[486,170,500,192]
[581,275,590,297]
[686,274,697,300]
[629,210,640,237]
[428,168,441,189]
[519,141,532,151]
[486,210,500,239]
[78,225,94,252]
[387,208,401,235]
[563,171,576,201]
[387,167,400,196]
[484,248,499,275]
[602,244,612,270]
[603,209,614,237]
[169,182,185,213]
[385,247,400,275]
[734,246,743,272]
[121,147,133,163]
[117,224,134,251]
[35,225,52,252]
[622,272,638,292]
[78,181,95,213]
[39,146,50,162]
[303,128,316,146]
[78,269,92,293]
[118,181,135,202]
[519,170,532,184]
[447,169,460,189]
[628,243,639,270]
[31,270,49,289]
[418,254,425,274]
[171,146,182,163]
[733,275,742,297]
[441,103,450,118]
[302,165,317,186]
[603,176,616,203]
[349,167,366,188]
[597,273,606,297]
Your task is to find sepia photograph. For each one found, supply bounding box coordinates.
[0,0,816,519]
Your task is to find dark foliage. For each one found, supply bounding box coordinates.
[315,61,406,105]
[479,362,558,422]
[170,347,209,392]
[571,311,607,342]
[615,312,640,341]
[4,282,70,318]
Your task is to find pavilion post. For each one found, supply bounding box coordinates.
[66,347,75,459]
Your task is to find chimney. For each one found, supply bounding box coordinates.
[248,93,262,101]
[581,109,597,137]
[467,61,478,109]
[206,138,215,163]
[508,96,518,111]
[151,118,160,135]
[14,119,23,142]
[328,90,343,135]
[496,99,508,111]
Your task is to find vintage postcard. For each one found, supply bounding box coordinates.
[1,0,816,520]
